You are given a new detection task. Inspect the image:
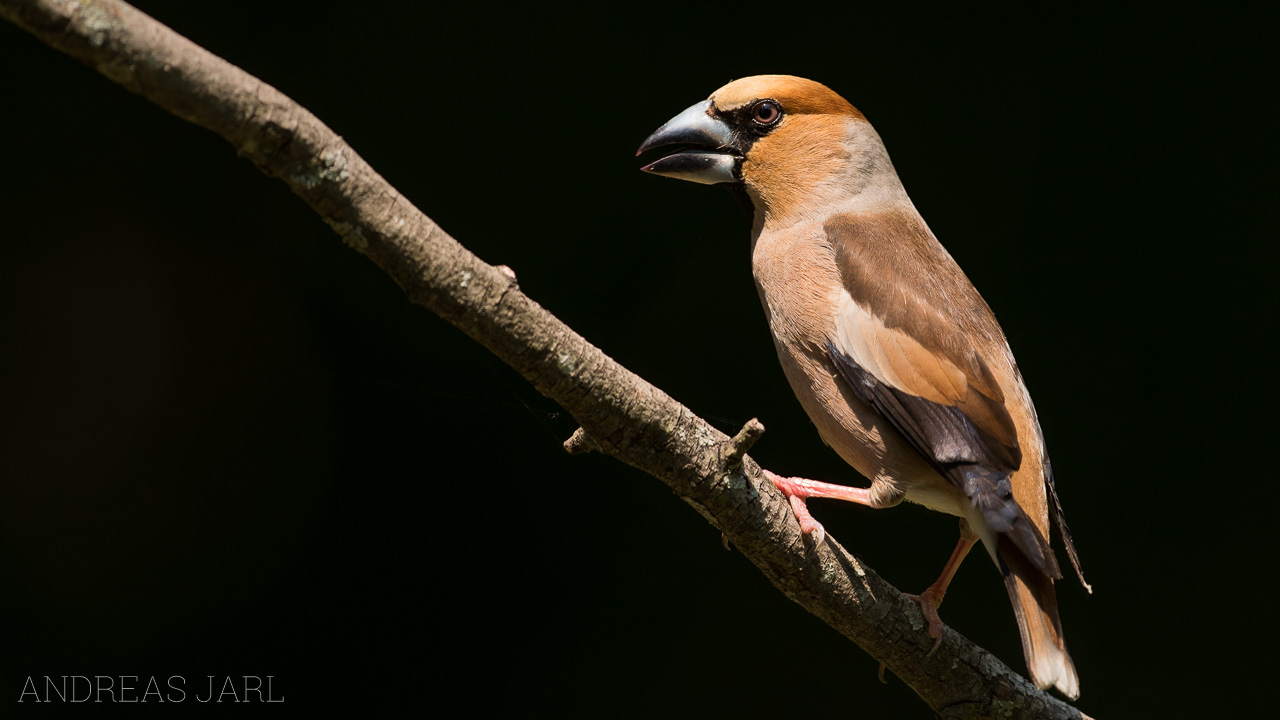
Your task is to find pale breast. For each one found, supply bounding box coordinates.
[750,221,952,511]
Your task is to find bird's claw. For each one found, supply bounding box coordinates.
[764,469,828,546]
[905,589,946,658]
[788,494,826,546]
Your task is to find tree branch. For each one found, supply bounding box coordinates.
[1,2,1090,717]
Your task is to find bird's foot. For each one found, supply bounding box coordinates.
[787,494,827,546]
[763,469,827,545]
[904,528,978,659]
[904,587,946,658]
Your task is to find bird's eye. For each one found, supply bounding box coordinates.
[753,100,781,126]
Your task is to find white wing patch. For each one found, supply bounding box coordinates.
[830,289,966,406]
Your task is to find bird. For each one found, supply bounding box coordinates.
[636,75,1089,698]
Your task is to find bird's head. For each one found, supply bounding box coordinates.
[637,75,903,225]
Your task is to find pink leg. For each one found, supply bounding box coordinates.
[762,469,876,546]
[906,522,980,657]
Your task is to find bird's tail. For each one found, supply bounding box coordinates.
[999,535,1079,699]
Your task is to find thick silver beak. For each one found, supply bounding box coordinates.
[636,100,739,185]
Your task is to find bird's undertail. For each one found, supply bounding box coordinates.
[998,535,1079,699]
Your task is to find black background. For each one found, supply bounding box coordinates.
[0,2,1268,717]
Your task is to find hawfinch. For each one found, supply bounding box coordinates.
[637,75,1087,698]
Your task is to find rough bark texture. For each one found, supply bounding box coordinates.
[1,2,1092,718]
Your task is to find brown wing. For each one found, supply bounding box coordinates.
[829,289,1020,472]
[824,213,1059,578]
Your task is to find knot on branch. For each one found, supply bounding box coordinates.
[722,417,765,471]
[563,427,602,455]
